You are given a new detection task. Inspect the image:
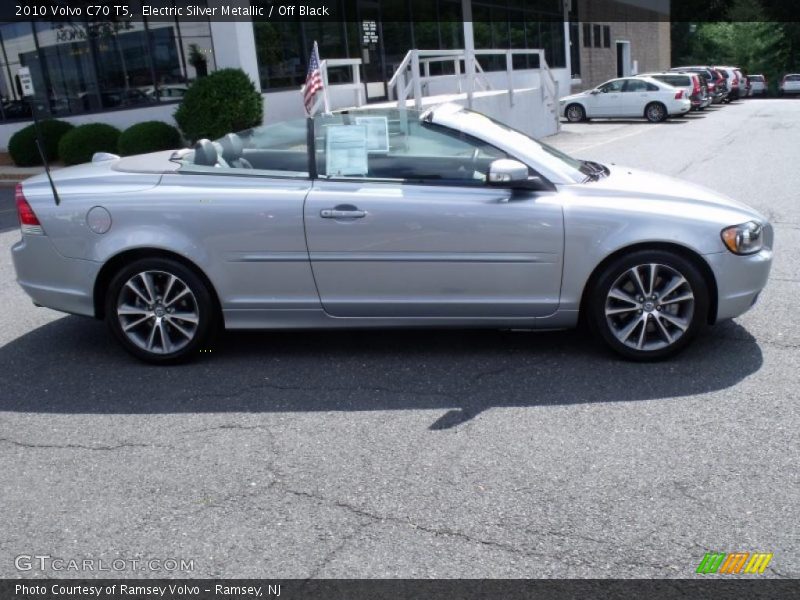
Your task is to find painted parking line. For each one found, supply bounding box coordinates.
[568,122,664,154]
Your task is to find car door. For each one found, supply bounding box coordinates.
[621,78,656,117]
[158,119,321,320]
[590,79,626,117]
[303,110,564,318]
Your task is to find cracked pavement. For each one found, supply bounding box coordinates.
[0,98,798,578]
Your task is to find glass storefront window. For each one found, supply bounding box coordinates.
[254,21,303,90]
[0,4,215,121]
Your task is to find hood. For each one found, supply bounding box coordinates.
[569,165,767,224]
[560,90,594,102]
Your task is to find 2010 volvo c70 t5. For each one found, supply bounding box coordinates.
[12,104,773,363]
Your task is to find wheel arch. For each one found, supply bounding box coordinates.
[579,241,719,325]
[93,248,222,321]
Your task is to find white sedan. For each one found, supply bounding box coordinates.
[560,76,692,123]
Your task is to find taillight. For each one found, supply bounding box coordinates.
[693,78,701,95]
[15,184,43,235]
[674,90,684,99]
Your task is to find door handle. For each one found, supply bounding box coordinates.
[321,206,366,219]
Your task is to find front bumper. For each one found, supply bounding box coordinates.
[11,234,100,318]
[705,246,773,322]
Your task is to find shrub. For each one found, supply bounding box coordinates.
[174,68,263,142]
[118,121,182,156]
[58,123,121,166]
[8,119,74,166]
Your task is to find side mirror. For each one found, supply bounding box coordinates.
[487,159,553,191]
[590,89,602,94]
[487,159,528,184]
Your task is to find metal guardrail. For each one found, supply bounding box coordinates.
[307,58,364,115]
[387,48,559,116]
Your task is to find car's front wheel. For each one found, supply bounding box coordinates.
[588,250,709,361]
[644,102,667,123]
[565,103,586,123]
[105,258,216,364]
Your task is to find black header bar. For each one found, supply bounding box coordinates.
[4,0,793,24]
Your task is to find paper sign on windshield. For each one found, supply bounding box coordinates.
[325,125,368,177]
[355,116,390,153]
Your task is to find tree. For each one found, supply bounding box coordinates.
[672,0,791,93]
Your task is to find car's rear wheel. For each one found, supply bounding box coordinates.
[105,258,215,364]
[644,102,667,123]
[588,250,709,361]
[565,103,586,123]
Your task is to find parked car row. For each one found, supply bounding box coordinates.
[560,65,798,123]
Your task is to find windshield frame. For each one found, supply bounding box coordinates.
[425,105,594,184]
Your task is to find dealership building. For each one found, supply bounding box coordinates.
[0,0,670,150]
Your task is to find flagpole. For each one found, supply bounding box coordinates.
[315,42,331,115]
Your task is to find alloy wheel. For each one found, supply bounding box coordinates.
[116,270,200,354]
[604,263,695,352]
[646,104,665,122]
[566,105,584,122]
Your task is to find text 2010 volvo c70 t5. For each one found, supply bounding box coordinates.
[12,104,773,363]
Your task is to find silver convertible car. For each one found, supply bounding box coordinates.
[12,104,772,363]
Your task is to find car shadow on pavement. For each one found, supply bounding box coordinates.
[0,316,763,429]
[563,119,689,126]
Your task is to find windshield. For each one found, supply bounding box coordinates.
[433,107,594,184]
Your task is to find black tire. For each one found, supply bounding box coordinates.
[105,257,216,364]
[587,249,710,361]
[565,103,586,123]
[644,102,667,123]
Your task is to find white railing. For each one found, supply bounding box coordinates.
[307,58,364,115]
[387,48,559,113]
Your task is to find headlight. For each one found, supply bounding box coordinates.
[721,221,763,255]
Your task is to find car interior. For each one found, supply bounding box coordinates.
[185,117,507,184]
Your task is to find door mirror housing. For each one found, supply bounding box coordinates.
[487,159,528,184]
[590,88,602,94]
[487,159,553,191]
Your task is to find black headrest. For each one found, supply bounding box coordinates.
[218,133,244,162]
[193,139,217,166]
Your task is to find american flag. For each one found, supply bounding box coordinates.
[303,41,324,115]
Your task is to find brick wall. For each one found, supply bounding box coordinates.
[573,0,670,92]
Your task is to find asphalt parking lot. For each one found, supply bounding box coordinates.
[0,98,798,579]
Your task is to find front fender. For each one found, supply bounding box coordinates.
[559,203,726,311]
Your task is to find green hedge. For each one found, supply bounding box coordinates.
[118,121,182,156]
[174,69,263,142]
[58,123,121,166]
[8,120,74,166]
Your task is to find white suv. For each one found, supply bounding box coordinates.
[748,74,767,96]
[780,74,800,96]
[644,72,710,110]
